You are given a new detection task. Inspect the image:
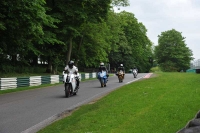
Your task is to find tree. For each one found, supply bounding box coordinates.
[46,0,112,65]
[0,0,60,64]
[155,29,193,72]
[108,11,153,72]
[111,0,129,7]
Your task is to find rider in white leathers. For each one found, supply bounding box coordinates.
[63,60,80,89]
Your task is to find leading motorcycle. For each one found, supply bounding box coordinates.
[63,70,79,98]
[97,71,108,87]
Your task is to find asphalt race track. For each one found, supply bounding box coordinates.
[0,73,150,133]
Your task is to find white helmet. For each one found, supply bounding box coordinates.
[120,64,123,66]
[100,62,104,66]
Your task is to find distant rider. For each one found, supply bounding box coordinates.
[63,60,80,89]
[132,66,138,72]
[116,64,125,78]
[117,64,125,73]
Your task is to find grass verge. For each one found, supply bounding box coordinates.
[38,72,200,133]
[0,73,56,78]
[0,83,62,95]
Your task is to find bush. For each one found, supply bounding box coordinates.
[150,66,162,72]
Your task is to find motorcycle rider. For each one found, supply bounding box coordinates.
[132,66,138,77]
[116,64,125,78]
[63,60,80,89]
[98,62,109,79]
[117,64,125,73]
[132,66,138,72]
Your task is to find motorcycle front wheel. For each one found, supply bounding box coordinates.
[118,75,123,82]
[100,78,104,87]
[133,73,137,78]
[65,84,71,98]
[73,86,78,95]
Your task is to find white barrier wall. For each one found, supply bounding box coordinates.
[0,73,97,90]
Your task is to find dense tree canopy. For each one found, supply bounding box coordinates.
[108,11,153,72]
[0,0,63,74]
[0,0,154,74]
[155,29,193,72]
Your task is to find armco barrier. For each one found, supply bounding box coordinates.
[0,72,97,90]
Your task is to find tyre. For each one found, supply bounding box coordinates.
[73,86,78,95]
[133,73,136,78]
[100,78,104,87]
[65,84,71,98]
[118,75,122,82]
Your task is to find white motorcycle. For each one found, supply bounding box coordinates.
[132,69,138,78]
[63,70,79,98]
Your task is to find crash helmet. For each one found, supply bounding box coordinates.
[120,64,123,67]
[100,62,104,66]
[68,60,74,69]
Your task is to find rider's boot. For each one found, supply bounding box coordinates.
[75,86,79,90]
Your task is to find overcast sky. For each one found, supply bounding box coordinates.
[114,0,200,61]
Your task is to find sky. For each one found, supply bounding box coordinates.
[114,0,200,61]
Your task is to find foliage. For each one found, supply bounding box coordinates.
[111,0,130,7]
[46,0,112,65]
[108,11,153,72]
[75,21,112,67]
[0,0,59,57]
[0,0,155,74]
[155,29,193,72]
[150,66,162,72]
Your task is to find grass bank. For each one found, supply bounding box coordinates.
[38,72,200,133]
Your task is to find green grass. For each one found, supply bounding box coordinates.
[0,72,91,78]
[38,72,200,133]
[0,83,62,95]
[0,73,58,78]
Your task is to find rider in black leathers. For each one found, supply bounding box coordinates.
[116,64,125,79]
[117,64,125,73]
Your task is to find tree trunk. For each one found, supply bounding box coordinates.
[66,36,73,65]
[11,55,17,65]
[46,56,52,73]
[32,56,38,66]
[75,35,84,66]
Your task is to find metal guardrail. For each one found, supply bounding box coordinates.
[0,73,97,90]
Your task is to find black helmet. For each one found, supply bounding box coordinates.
[68,60,74,69]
